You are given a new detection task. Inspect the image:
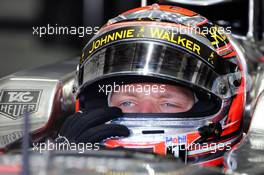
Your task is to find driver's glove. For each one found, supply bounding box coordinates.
[58,105,130,144]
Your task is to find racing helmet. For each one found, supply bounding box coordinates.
[75,4,247,166]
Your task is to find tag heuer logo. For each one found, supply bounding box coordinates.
[0,89,42,120]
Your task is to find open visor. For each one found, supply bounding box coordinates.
[80,41,239,99]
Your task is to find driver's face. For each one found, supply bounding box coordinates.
[109,83,194,113]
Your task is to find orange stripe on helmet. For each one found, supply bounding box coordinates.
[122,5,197,17]
[75,99,80,112]
[196,156,224,167]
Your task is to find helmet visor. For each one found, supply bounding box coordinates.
[80,41,235,99]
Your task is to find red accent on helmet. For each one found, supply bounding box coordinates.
[75,99,80,112]
[122,5,197,17]
[197,157,224,167]
[0,165,21,174]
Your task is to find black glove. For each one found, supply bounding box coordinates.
[59,106,130,144]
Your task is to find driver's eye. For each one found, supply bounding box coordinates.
[120,101,136,107]
[160,103,179,108]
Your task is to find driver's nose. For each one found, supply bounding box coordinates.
[138,100,160,113]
